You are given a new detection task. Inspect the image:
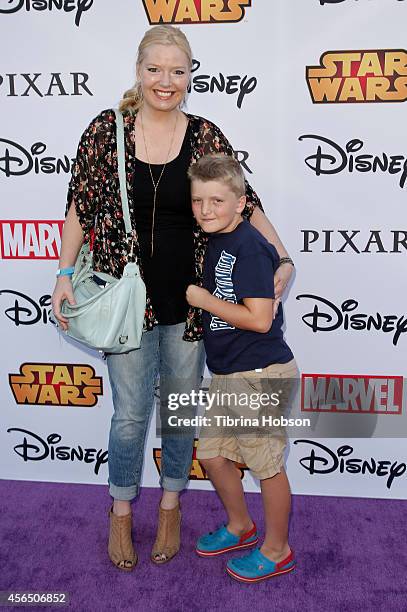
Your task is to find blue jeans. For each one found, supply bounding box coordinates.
[106,322,205,501]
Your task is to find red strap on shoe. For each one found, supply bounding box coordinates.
[276,549,294,570]
[239,523,257,544]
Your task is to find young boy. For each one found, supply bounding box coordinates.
[186,154,298,583]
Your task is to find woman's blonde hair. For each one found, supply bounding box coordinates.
[119,25,193,114]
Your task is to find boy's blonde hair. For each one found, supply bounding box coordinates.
[188,154,246,198]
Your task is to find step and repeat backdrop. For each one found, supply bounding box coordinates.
[1,1,406,499]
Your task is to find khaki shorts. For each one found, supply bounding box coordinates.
[197,359,299,480]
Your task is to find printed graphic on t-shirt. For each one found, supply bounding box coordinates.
[210,250,237,331]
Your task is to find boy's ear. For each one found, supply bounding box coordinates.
[237,195,246,213]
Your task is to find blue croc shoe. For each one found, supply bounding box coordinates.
[226,548,295,583]
[196,523,258,557]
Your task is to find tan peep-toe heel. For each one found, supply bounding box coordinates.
[108,506,137,571]
[151,504,181,564]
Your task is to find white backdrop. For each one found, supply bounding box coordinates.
[1,1,406,499]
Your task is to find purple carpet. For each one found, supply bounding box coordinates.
[0,481,406,612]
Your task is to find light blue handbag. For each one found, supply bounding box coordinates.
[60,109,146,353]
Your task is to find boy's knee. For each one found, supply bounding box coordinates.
[200,455,228,473]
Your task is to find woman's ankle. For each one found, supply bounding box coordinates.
[160,490,179,510]
[113,499,131,516]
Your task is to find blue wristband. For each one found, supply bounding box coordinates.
[56,267,75,277]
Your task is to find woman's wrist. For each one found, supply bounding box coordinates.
[279,256,294,268]
[56,272,73,282]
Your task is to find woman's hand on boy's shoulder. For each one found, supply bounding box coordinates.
[186,285,211,309]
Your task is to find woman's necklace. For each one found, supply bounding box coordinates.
[139,110,179,257]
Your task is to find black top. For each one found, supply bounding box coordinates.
[133,123,195,325]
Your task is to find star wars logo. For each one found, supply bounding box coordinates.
[154,440,248,480]
[9,363,103,407]
[142,0,251,24]
[306,50,407,103]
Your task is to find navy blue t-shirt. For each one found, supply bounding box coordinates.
[202,219,293,374]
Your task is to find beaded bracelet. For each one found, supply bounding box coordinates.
[279,257,295,267]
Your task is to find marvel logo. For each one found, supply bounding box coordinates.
[0,220,63,259]
[301,374,403,414]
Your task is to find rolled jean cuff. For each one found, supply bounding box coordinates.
[160,475,188,492]
[109,481,139,501]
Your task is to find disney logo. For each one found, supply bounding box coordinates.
[0,139,74,177]
[299,135,407,189]
[0,0,93,26]
[0,290,53,326]
[296,294,407,346]
[294,440,406,490]
[189,59,257,109]
[7,428,107,475]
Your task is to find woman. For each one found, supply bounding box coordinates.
[51,25,294,572]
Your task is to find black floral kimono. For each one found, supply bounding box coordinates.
[67,109,262,341]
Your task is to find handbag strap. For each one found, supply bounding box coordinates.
[114,108,132,236]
